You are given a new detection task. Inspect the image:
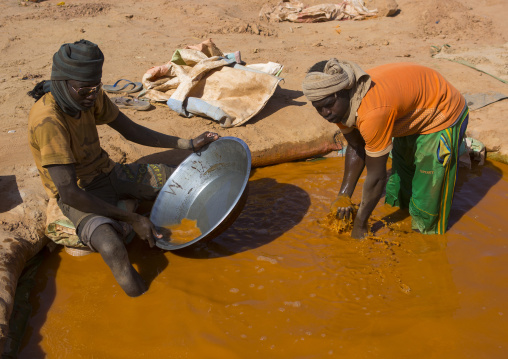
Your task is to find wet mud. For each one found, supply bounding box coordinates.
[19,158,508,358]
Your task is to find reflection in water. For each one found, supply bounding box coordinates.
[20,158,508,358]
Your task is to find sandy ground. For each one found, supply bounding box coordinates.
[0,0,507,241]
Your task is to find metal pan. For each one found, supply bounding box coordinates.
[149,137,251,250]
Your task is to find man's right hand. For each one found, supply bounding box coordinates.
[330,194,355,220]
[130,214,162,248]
[191,131,220,151]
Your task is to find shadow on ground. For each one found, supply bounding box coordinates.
[135,148,191,167]
[17,247,60,359]
[0,176,23,213]
[448,161,503,228]
[247,87,306,125]
[128,239,170,288]
[172,177,311,259]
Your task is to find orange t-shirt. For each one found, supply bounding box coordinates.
[28,90,119,198]
[338,63,465,157]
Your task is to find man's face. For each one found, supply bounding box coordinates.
[312,91,350,124]
[67,79,102,108]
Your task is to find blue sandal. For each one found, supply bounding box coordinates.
[103,79,142,93]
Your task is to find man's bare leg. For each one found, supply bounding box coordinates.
[90,224,147,297]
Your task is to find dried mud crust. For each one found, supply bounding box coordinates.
[205,22,277,37]
[8,3,110,21]
[0,220,40,244]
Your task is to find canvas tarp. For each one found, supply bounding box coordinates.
[141,48,281,128]
[259,0,378,23]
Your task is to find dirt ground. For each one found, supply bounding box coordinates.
[0,0,507,241]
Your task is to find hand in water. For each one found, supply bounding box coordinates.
[191,131,220,151]
[130,214,161,248]
[330,194,355,220]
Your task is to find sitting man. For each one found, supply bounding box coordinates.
[28,39,219,297]
[302,59,468,239]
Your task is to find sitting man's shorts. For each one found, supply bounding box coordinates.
[45,163,175,251]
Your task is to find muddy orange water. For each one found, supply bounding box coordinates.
[20,158,508,358]
[164,218,202,245]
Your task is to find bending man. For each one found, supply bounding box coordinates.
[28,40,219,296]
[303,59,468,238]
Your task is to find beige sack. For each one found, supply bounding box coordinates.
[143,50,281,127]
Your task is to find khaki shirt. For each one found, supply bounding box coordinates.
[28,90,119,198]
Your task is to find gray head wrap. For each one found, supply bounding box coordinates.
[51,39,104,82]
[50,39,104,117]
[302,58,372,127]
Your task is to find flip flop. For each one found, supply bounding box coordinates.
[103,79,142,93]
[112,97,151,111]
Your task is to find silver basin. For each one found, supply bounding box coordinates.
[149,137,251,250]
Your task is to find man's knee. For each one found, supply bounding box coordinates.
[90,223,126,258]
[77,214,130,251]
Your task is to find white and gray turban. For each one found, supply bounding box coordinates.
[302,58,371,127]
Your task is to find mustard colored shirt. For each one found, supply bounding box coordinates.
[28,90,119,198]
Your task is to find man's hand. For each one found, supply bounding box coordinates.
[330,194,355,220]
[191,131,220,151]
[130,214,162,248]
